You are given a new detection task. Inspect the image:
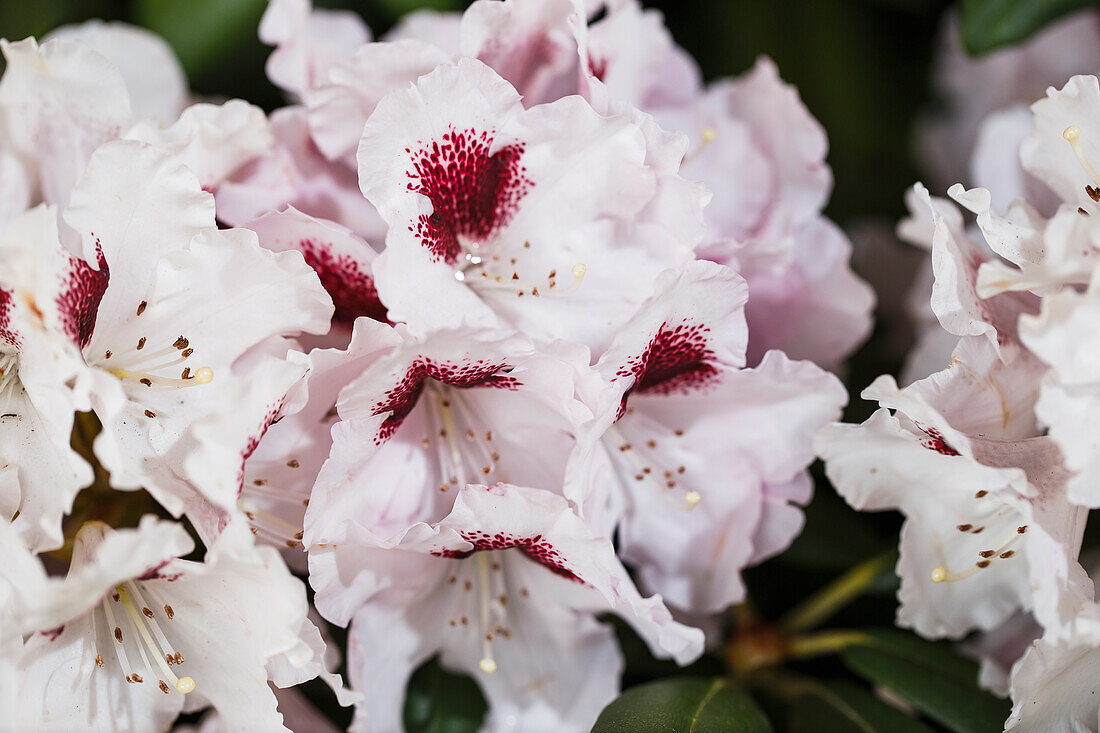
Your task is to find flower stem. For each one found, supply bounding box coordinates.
[785,630,870,660]
[779,549,897,633]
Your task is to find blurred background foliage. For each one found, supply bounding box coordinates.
[2,0,1092,730]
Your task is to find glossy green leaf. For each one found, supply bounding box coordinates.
[840,629,1010,733]
[134,0,267,78]
[790,679,934,733]
[961,0,1098,54]
[403,657,487,733]
[592,678,772,733]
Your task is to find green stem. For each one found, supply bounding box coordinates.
[785,630,870,660]
[780,549,897,633]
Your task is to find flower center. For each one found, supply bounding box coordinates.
[1063,125,1100,201]
[445,551,517,675]
[452,238,587,300]
[97,581,194,695]
[604,421,699,509]
[930,494,1027,584]
[424,384,505,493]
[98,323,214,391]
[239,484,306,550]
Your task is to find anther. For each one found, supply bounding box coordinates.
[136,301,147,316]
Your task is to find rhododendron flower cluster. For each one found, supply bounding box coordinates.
[0,1,872,731]
[816,43,1100,729]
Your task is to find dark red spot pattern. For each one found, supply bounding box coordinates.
[56,243,109,349]
[298,237,388,324]
[588,54,608,82]
[614,320,719,417]
[434,531,582,582]
[918,426,961,456]
[237,401,285,494]
[137,559,181,582]
[39,625,64,641]
[372,359,519,443]
[0,287,20,347]
[406,127,531,265]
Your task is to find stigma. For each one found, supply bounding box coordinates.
[683,126,717,165]
[1063,125,1100,198]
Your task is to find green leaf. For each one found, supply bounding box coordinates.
[403,657,487,733]
[840,629,1010,733]
[592,678,772,733]
[790,679,934,733]
[133,0,268,78]
[960,0,1098,54]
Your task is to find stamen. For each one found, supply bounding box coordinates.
[459,253,586,299]
[100,598,138,683]
[1063,126,1100,187]
[115,584,194,694]
[931,526,1024,584]
[109,366,213,387]
[683,126,717,165]
[605,425,699,509]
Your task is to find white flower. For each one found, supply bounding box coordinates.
[570,260,845,612]
[259,0,372,100]
[310,483,703,733]
[816,336,1089,638]
[0,207,94,552]
[358,57,696,352]
[1006,602,1100,731]
[0,516,347,732]
[304,325,593,560]
[0,140,332,518]
[44,20,188,125]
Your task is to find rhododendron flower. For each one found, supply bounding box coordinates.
[0,209,93,551]
[1005,601,1100,731]
[817,337,1089,638]
[918,9,1100,198]
[247,207,389,339]
[0,517,349,733]
[569,261,845,612]
[305,325,592,547]
[260,0,372,101]
[3,140,332,517]
[191,316,400,553]
[575,7,873,368]
[310,483,703,733]
[358,58,697,352]
[217,107,386,241]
